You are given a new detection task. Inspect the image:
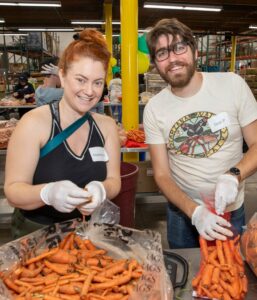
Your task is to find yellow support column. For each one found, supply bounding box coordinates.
[120,0,139,162]
[230,36,237,72]
[104,1,113,85]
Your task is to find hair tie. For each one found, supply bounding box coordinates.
[73,33,80,40]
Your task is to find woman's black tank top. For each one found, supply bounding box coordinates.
[21,101,107,224]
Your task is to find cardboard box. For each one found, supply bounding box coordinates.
[135,160,159,193]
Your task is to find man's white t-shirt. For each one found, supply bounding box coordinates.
[143,72,257,212]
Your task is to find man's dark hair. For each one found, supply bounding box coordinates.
[146,18,197,63]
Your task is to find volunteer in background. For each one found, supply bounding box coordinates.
[108,72,122,122]
[5,28,121,238]
[35,61,63,106]
[144,18,257,248]
[13,73,35,102]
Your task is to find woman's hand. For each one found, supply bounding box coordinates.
[78,181,106,215]
[40,180,92,213]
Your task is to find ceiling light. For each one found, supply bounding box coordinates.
[138,29,150,33]
[0,1,61,7]
[249,25,257,29]
[0,33,28,36]
[0,18,5,23]
[71,20,120,25]
[18,28,74,32]
[144,2,222,12]
[71,21,104,25]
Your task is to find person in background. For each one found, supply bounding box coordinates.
[4,28,121,238]
[143,18,257,249]
[13,73,35,103]
[108,72,122,122]
[35,60,63,106]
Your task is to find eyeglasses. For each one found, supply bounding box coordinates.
[154,41,188,62]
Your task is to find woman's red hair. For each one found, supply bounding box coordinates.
[59,28,111,74]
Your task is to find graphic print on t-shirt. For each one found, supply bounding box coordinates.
[169,112,228,158]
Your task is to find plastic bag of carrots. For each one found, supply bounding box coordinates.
[241,212,257,277]
[0,208,173,299]
[192,236,248,300]
[126,129,145,143]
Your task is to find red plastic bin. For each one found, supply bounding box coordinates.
[112,162,139,228]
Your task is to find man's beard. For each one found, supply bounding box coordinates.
[157,59,196,89]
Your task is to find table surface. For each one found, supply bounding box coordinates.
[168,248,257,299]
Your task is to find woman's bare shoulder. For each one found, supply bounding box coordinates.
[92,113,117,134]
[16,105,52,134]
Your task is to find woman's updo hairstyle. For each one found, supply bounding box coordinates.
[59,28,111,74]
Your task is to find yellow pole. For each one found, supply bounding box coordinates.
[230,36,237,72]
[104,1,113,85]
[121,0,139,162]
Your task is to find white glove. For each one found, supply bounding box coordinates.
[78,181,106,215]
[215,174,239,215]
[40,180,92,213]
[192,205,233,241]
[41,63,59,75]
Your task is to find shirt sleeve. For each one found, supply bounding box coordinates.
[234,74,257,127]
[143,101,166,144]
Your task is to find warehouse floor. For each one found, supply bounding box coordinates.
[0,173,257,249]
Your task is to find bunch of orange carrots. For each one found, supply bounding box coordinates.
[0,232,143,300]
[241,215,257,276]
[126,129,145,143]
[192,236,248,300]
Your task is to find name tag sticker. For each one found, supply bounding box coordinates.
[89,147,109,162]
[208,112,230,132]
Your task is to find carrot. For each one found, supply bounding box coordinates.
[25,247,59,265]
[48,249,77,264]
[216,240,225,265]
[211,267,220,284]
[44,295,62,300]
[199,237,209,262]
[223,291,232,300]
[241,275,248,293]
[81,271,96,297]
[84,239,97,251]
[86,258,99,267]
[58,294,80,300]
[20,265,44,278]
[98,260,127,278]
[59,232,74,250]
[44,260,73,275]
[89,273,132,291]
[223,240,233,265]
[58,282,83,294]
[201,286,215,299]
[4,278,22,293]
[200,263,214,288]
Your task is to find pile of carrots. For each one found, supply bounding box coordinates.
[126,129,145,143]
[192,236,248,300]
[0,232,143,300]
[241,215,257,276]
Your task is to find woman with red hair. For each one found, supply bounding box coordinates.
[5,29,121,238]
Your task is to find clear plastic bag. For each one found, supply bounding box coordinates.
[241,212,257,276]
[0,200,173,299]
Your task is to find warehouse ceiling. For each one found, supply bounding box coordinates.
[0,0,257,35]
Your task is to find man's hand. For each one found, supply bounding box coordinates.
[215,174,239,215]
[78,181,106,215]
[192,205,233,240]
[40,180,92,213]
[41,63,59,76]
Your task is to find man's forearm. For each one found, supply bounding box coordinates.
[154,174,197,218]
[237,143,257,182]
